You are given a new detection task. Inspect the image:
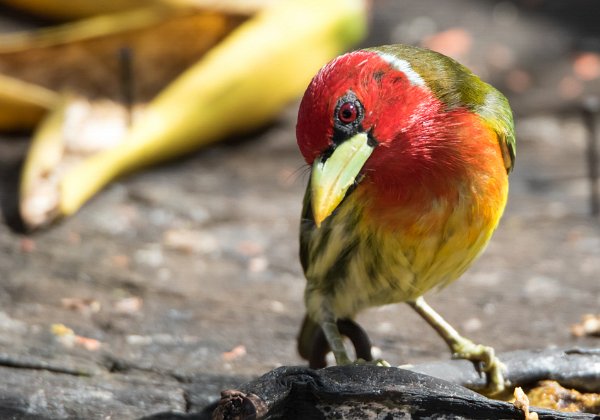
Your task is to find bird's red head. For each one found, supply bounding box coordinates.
[296,49,507,227]
[299,51,482,211]
[297,50,440,165]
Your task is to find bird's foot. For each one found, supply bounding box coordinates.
[452,339,507,396]
[335,354,353,365]
[335,355,389,367]
[353,358,390,367]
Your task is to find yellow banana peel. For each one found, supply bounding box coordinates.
[20,94,140,225]
[0,6,190,130]
[0,74,59,131]
[0,7,245,98]
[164,0,278,15]
[18,0,368,228]
[0,0,267,21]
[0,0,165,21]
[19,98,69,226]
[0,7,178,53]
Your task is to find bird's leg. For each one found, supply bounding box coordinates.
[408,296,506,395]
[320,309,352,365]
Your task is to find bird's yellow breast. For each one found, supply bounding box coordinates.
[303,171,508,320]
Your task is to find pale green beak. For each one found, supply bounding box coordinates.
[311,132,374,227]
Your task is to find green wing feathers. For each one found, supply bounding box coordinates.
[478,89,516,173]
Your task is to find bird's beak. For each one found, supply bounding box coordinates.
[311,132,374,227]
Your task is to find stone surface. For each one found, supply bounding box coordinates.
[0,0,599,418]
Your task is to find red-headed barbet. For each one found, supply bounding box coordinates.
[296,44,516,395]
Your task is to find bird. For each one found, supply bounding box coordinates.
[295,44,515,394]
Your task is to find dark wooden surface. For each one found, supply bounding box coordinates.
[212,349,600,420]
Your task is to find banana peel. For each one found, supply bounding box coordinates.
[0,6,186,132]
[0,7,247,104]
[0,5,246,131]
[16,0,368,228]
[0,0,271,21]
[0,0,165,21]
[0,73,59,132]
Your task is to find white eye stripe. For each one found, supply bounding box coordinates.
[375,52,426,87]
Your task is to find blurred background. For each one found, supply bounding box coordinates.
[0,0,599,417]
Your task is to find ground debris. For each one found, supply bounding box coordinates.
[527,380,600,414]
[61,297,101,315]
[571,314,600,337]
[113,296,143,314]
[514,387,539,420]
[222,345,247,362]
[50,323,101,351]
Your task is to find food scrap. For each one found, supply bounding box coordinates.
[61,297,101,314]
[50,323,101,351]
[513,387,539,420]
[222,345,247,362]
[113,297,143,315]
[571,314,600,337]
[527,380,600,414]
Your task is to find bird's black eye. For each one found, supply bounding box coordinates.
[332,91,364,145]
[338,101,358,124]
